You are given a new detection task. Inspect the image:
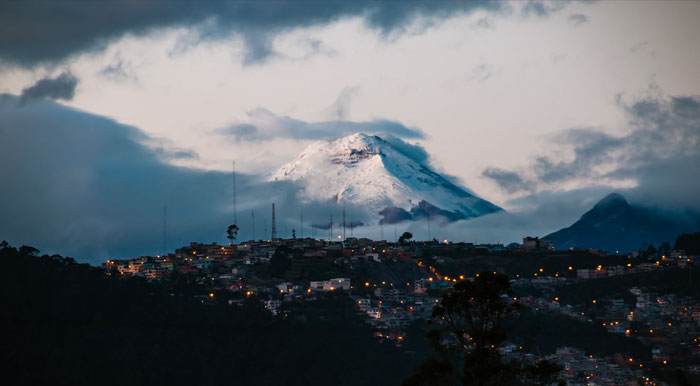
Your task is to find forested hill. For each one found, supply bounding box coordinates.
[0,243,419,386]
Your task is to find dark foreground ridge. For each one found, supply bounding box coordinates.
[0,244,418,386]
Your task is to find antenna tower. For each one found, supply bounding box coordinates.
[271,203,277,240]
[233,161,237,225]
[427,213,431,241]
[163,205,167,255]
[342,209,346,240]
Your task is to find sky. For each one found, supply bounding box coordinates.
[1,0,699,263]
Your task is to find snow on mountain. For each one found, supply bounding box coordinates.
[269,133,502,224]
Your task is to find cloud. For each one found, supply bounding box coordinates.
[568,13,589,26]
[0,95,376,262]
[101,56,137,82]
[482,168,530,194]
[217,108,425,141]
[0,1,502,66]
[19,72,77,103]
[327,86,358,121]
[522,1,568,17]
[379,134,430,164]
[481,92,700,210]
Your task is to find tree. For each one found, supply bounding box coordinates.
[399,232,413,244]
[18,245,40,256]
[270,245,293,275]
[674,232,700,255]
[226,224,239,245]
[404,271,562,386]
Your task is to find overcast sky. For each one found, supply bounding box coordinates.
[1,0,699,262]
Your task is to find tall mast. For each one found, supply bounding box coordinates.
[233,161,237,225]
[427,212,431,241]
[163,205,167,255]
[342,208,346,240]
[271,203,277,240]
[251,210,255,241]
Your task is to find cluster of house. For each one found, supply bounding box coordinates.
[577,251,695,279]
[545,347,648,386]
[352,279,446,330]
[519,281,700,378]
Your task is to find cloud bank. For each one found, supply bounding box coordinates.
[0,0,502,66]
[218,108,425,141]
[482,93,700,211]
[0,95,377,263]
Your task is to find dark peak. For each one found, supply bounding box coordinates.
[594,192,628,209]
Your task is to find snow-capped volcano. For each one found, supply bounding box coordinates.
[269,133,501,223]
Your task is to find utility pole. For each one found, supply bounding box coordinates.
[343,209,346,240]
[329,214,333,242]
[300,212,303,239]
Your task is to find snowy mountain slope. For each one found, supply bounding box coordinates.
[269,133,502,223]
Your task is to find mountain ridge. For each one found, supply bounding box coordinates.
[545,193,700,252]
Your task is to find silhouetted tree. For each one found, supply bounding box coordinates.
[226,224,239,245]
[674,232,700,255]
[270,245,293,275]
[399,232,413,244]
[19,245,39,256]
[404,271,562,386]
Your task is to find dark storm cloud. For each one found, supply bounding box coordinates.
[218,108,425,141]
[482,93,700,210]
[0,1,502,66]
[19,72,77,102]
[0,95,371,263]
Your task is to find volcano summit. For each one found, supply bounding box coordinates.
[270,133,501,224]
